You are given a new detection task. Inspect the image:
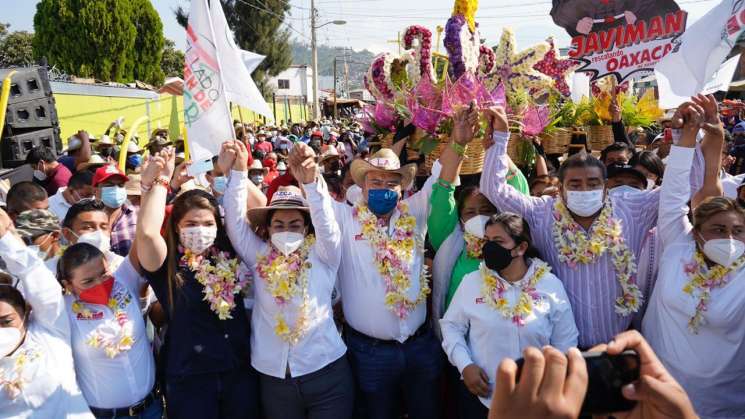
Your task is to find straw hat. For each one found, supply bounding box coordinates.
[319,145,340,164]
[248,160,264,172]
[76,154,107,172]
[350,148,416,190]
[247,185,309,227]
[95,135,116,148]
[127,142,143,154]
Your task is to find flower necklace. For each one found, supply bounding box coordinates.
[180,247,248,320]
[354,201,431,319]
[682,250,745,333]
[463,231,485,259]
[480,261,550,326]
[0,345,40,399]
[72,285,135,358]
[256,235,315,345]
[552,199,642,316]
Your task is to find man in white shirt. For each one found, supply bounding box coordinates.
[320,108,479,419]
[47,170,95,222]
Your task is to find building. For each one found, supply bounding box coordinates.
[269,65,313,98]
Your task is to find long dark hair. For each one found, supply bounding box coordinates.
[165,190,234,308]
[0,285,26,319]
[485,212,541,260]
[57,243,105,285]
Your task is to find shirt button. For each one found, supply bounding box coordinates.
[224,334,229,339]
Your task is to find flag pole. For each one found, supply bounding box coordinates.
[205,0,237,143]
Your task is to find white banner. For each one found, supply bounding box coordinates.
[656,0,745,109]
[209,0,274,121]
[183,0,233,162]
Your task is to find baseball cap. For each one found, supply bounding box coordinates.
[14,209,60,241]
[92,164,129,187]
[607,164,647,185]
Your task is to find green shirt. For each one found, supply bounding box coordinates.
[428,164,530,310]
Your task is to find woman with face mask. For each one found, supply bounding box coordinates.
[643,95,745,419]
[222,140,353,418]
[0,208,94,418]
[56,241,160,418]
[134,147,262,419]
[440,213,578,419]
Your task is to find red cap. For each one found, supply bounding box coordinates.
[93,164,129,187]
[311,130,323,138]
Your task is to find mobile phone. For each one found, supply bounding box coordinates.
[515,350,640,416]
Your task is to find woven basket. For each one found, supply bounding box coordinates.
[423,136,486,175]
[542,128,571,155]
[507,133,525,163]
[586,125,614,151]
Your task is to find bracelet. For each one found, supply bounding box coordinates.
[153,176,170,189]
[450,142,468,157]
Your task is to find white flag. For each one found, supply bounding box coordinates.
[655,0,745,109]
[183,0,233,162]
[241,50,265,75]
[209,0,274,120]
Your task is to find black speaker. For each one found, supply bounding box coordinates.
[1,127,62,168]
[0,67,53,105]
[5,96,58,130]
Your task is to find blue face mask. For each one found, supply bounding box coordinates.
[367,189,399,216]
[212,176,228,194]
[101,186,127,208]
[126,154,143,169]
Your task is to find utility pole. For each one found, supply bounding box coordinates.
[310,0,319,121]
[333,58,338,119]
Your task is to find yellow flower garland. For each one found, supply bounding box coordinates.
[354,202,431,319]
[480,261,550,326]
[0,346,40,399]
[463,231,485,259]
[257,235,315,345]
[72,287,135,359]
[682,250,745,333]
[552,199,641,315]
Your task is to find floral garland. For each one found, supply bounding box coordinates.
[552,199,642,316]
[354,201,431,319]
[369,54,396,101]
[0,345,40,399]
[181,248,248,320]
[480,261,550,326]
[682,251,745,333]
[72,285,135,358]
[463,232,485,259]
[256,235,316,345]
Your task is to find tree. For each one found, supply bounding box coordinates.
[161,39,185,79]
[33,0,165,85]
[0,24,35,67]
[175,0,292,97]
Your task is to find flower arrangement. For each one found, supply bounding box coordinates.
[552,199,642,315]
[354,201,431,319]
[403,25,436,83]
[533,38,580,97]
[478,44,496,76]
[464,231,485,259]
[181,248,248,320]
[480,261,550,326]
[682,251,745,333]
[256,235,316,344]
[484,28,551,95]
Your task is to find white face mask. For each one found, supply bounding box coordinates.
[463,215,489,239]
[250,175,264,186]
[33,168,47,181]
[565,189,604,217]
[610,185,642,196]
[77,230,111,254]
[179,226,218,254]
[271,231,305,256]
[0,327,22,357]
[646,178,657,190]
[702,238,745,267]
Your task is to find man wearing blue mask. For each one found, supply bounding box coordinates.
[205,156,228,203]
[92,164,138,257]
[291,106,478,419]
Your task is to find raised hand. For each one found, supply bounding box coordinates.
[233,140,249,171]
[610,95,622,123]
[692,94,724,137]
[489,347,588,419]
[483,106,509,147]
[452,103,480,146]
[288,142,318,184]
[218,141,238,174]
[170,159,193,191]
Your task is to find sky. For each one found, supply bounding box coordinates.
[2,0,723,56]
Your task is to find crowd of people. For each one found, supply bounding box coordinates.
[0,93,741,419]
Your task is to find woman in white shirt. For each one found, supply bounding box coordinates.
[643,95,745,419]
[0,209,93,418]
[440,212,578,419]
[56,242,160,418]
[222,141,353,419]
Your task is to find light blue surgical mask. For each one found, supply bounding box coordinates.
[101,186,127,208]
[610,185,642,196]
[212,176,228,194]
